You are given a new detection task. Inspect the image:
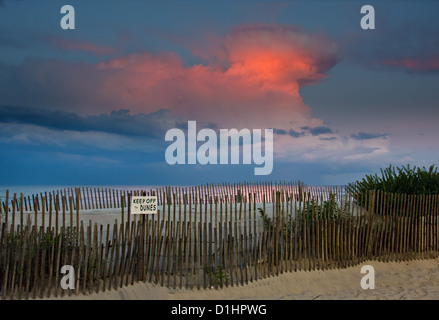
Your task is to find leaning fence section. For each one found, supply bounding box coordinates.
[0,183,438,299]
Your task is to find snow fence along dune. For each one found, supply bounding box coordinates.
[1,182,438,299]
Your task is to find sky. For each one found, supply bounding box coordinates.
[0,0,438,186]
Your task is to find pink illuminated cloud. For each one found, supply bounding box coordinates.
[381,57,439,72]
[1,24,339,131]
[94,24,339,128]
[46,36,115,55]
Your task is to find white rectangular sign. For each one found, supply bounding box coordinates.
[130,196,157,214]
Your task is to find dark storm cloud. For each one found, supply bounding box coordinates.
[0,105,182,138]
[274,126,333,138]
[273,128,287,135]
[273,128,305,138]
[288,129,305,138]
[301,126,333,136]
[350,132,389,140]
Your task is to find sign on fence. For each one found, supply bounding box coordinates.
[130,196,157,214]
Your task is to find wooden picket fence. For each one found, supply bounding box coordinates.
[0,183,438,299]
[1,181,342,214]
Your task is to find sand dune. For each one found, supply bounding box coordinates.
[45,257,439,300]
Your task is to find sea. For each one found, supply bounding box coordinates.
[0,185,167,201]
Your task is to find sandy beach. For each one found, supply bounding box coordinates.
[45,257,439,300]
